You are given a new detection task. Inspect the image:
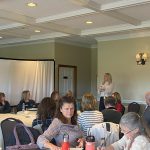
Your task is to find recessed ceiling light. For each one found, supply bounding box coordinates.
[35,30,40,33]
[27,2,37,7]
[86,21,93,24]
[0,36,3,39]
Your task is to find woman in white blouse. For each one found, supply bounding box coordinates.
[98,73,113,111]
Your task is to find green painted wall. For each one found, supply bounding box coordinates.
[0,42,55,59]
[0,41,94,99]
[55,42,91,98]
[97,37,150,103]
[91,47,97,97]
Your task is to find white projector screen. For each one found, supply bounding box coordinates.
[0,58,54,105]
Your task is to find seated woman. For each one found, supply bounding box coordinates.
[0,92,11,113]
[112,92,125,115]
[37,96,83,150]
[78,92,103,137]
[65,90,73,97]
[50,91,60,103]
[102,96,122,124]
[17,90,36,112]
[32,97,56,133]
[99,112,150,150]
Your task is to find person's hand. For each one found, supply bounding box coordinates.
[97,146,106,150]
[76,138,85,148]
[44,142,60,150]
[50,145,60,150]
[99,85,105,92]
[100,89,104,92]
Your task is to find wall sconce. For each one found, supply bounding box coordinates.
[136,52,148,65]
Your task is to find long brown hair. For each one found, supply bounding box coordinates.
[81,92,96,111]
[55,96,77,125]
[0,92,5,103]
[112,92,121,103]
[37,97,56,120]
[0,92,5,97]
[50,91,60,102]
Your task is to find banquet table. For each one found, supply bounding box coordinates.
[0,111,37,150]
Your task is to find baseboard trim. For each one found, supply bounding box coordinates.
[122,99,146,105]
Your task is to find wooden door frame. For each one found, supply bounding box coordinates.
[58,64,77,98]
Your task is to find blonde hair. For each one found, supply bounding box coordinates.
[66,90,73,97]
[21,90,30,100]
[103,73,112,84]
[81,93,96,111]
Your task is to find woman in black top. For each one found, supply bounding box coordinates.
[32,97,56,132]
[0,92,11,113]
[17,90,36,112]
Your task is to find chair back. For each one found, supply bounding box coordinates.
[90,122,119,147]
[128,102,140,113]
[1,118,23,149]
[14,124,40,145]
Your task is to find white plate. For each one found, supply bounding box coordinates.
[70,148,83,150]
[28,108,37,111]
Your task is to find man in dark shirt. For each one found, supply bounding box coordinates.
[0,92,11,113]
[143,92,150,127]
[102,96,122,124]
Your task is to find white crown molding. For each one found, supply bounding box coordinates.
[0,10,81,36]
[91,44,97,49]
[0,30,29,39]
[103,10,141,26]
[37,8,94,23]
[0,2,150,47]
[0,1,148,44]
[55,38,92,48]
[0,39,55,48]
[122,99,146,105]
[0,32,94,48]
[95,98,146,104]
[0,9,35,24]
[71,0,140,25]
[82,20,150,36]
[71,0,101,11]
[35,23,81,35]
[0,32,67,45]
[96,30,150,42]
[0,38,94,49]
[1,20,150,46]
[0,23,24,30]
[101,0,150,11]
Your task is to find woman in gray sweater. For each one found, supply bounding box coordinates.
[37,96,83,150]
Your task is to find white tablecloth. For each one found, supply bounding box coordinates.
[0,111,37,150]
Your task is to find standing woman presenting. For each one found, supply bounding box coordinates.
[98,73,113,111]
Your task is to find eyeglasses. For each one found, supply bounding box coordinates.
[120,128,137,135]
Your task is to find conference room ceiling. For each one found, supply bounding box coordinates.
[0,0,150,46]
